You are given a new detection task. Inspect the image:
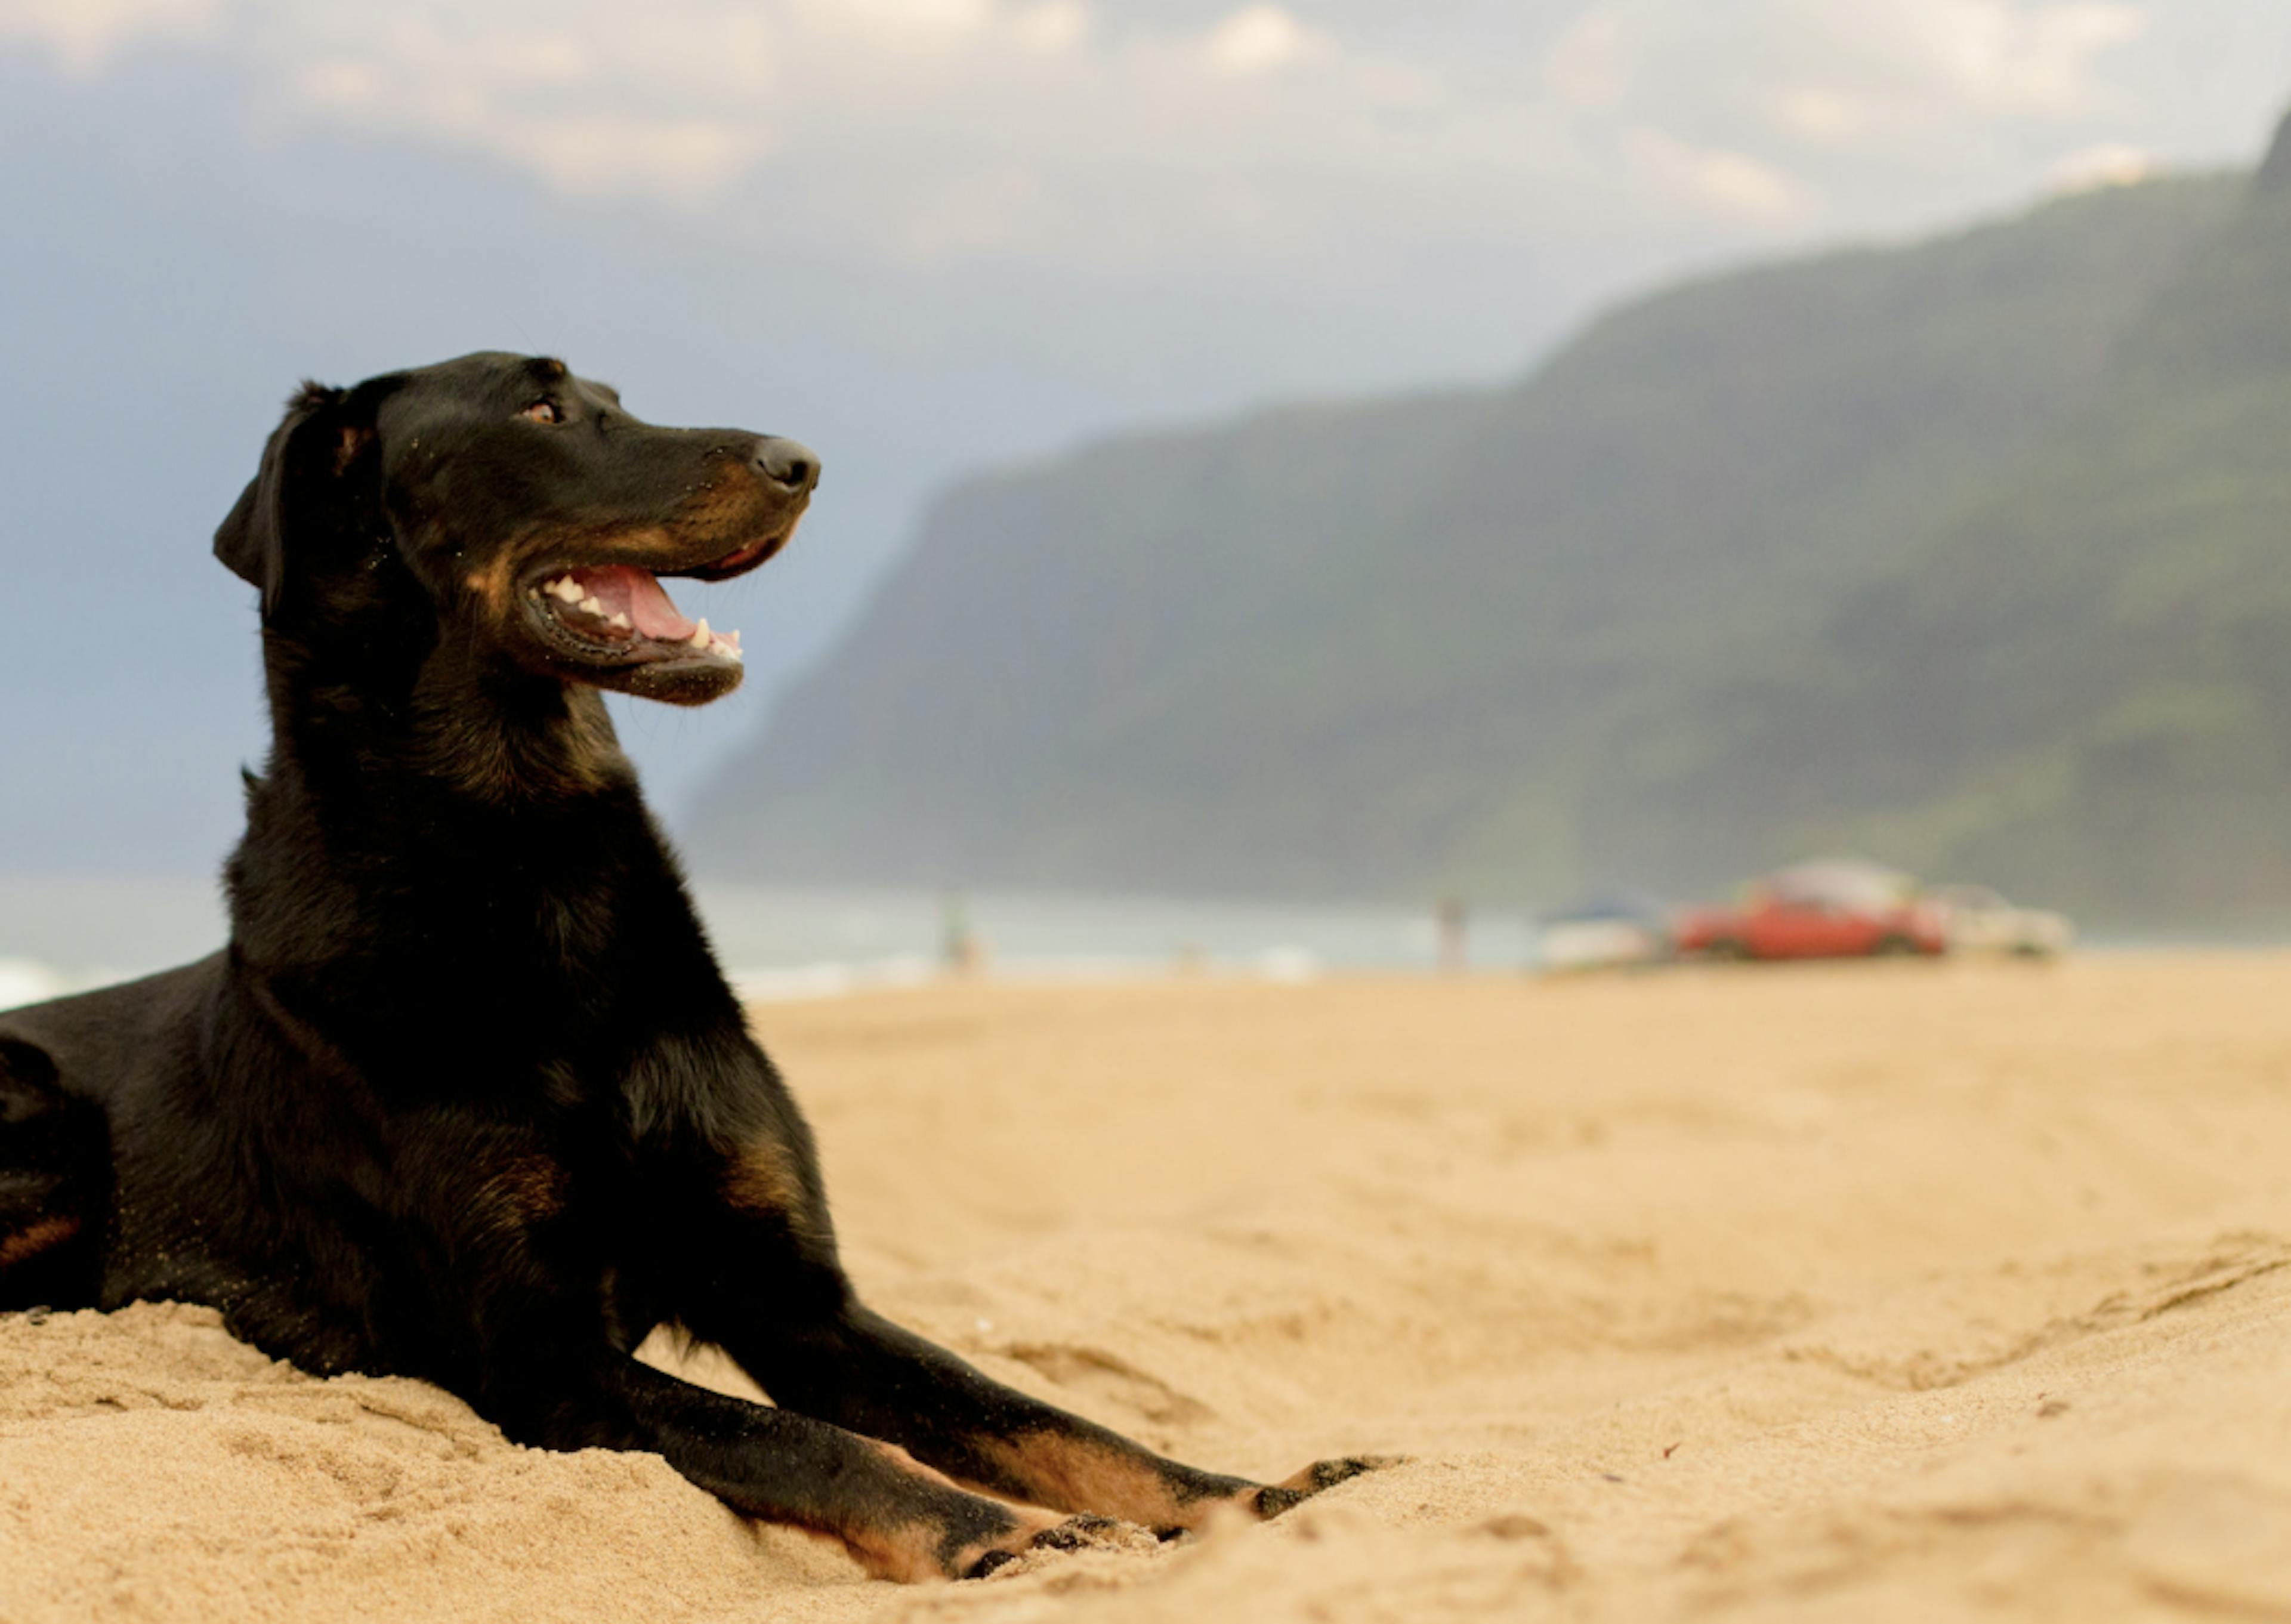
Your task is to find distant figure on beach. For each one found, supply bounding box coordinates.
[941,888,985,976]
[1437,894,1469,974]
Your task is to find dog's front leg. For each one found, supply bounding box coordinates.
[521,1354,1089,1581]
[641,1035,1391,1541]
[711,1295,1386,1532]
[666,1122,1388,1534]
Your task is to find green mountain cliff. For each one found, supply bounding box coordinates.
[691,119,2291,929]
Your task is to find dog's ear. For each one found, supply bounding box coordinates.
[214,382,347,618]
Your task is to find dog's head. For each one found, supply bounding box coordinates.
[215,352,815,707]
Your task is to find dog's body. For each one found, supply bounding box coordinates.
[0,354,1368,1580]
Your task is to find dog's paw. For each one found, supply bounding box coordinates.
[1251,1455,1407,1518]
[1029,1512,1131,1553]
[965,1513,1158,1579]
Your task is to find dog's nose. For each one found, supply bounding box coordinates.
[754,437,819,493]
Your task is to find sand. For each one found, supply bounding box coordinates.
[7,955,2291,1621]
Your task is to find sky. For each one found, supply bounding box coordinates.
[3,0,2289,878]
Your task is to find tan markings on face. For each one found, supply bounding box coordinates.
[0,1215,80,1271]
[584,487,779,566]
[968,1432,1205,1528]
[546,523,677,565]
[462,549,516,612]
[680,465,773,528]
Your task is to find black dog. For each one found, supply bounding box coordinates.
[0,353,1373,1580]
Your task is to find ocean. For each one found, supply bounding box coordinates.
[0,872,1534,1011]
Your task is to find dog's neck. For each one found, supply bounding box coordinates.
[229,620,675,970]
[223,635,739,1067]
[260,601,637,807]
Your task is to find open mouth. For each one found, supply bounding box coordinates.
[523,561,751,666]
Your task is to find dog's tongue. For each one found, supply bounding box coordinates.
[570,566,694,642]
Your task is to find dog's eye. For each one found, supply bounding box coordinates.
[520,400,564,425]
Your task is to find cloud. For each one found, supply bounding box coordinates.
[492,116,772,201]
[1543,11,1634,111]
[275,6,783,197]
[0,0,218,75]
[0,0,2243,292]
[1549,1,2150,142]
[1819,0,2147,117]
[1771,87,1869,141]
[2050,141,2154,190]
[1638,132,1807,223]
[1203,5,1317,78]
[1532,0,2162,234]
[118,0,1498,266]
[798,0,995,48]
[1011,1,1086,54]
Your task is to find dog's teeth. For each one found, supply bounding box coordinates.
[549,578,584,603]
[722,643,743,663]
[578,596,602,616]
[609,612,631,631]
[689,619,711,650]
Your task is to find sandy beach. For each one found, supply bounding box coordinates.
[7,954,2291,1621]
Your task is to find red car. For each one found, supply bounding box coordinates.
[1672,861,1949,962]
